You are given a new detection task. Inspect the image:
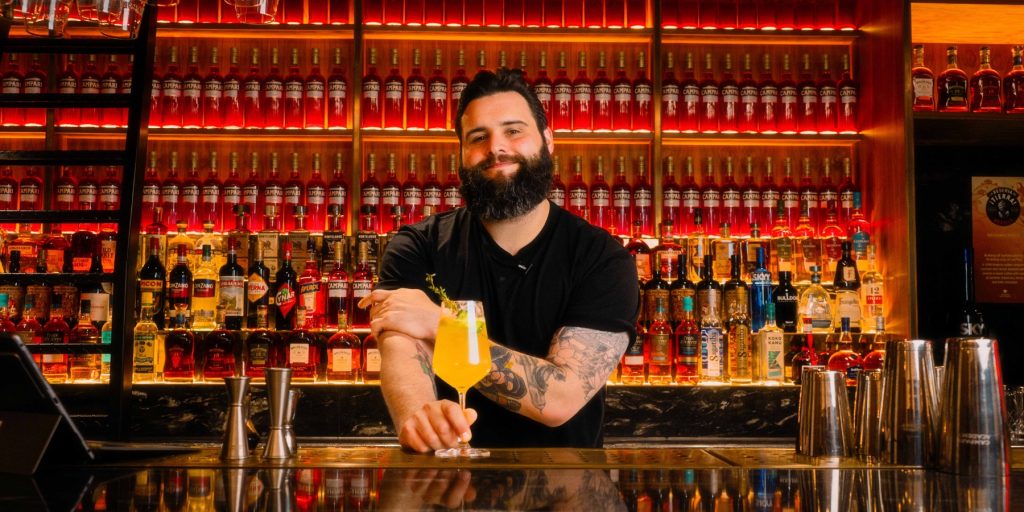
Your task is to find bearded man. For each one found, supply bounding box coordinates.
[359,68,639,452]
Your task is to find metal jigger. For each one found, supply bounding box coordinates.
[221,376,252,461]
[263,368,294,460]
[284,388,301,456]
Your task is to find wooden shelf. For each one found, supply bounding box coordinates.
[363,25,652,43]
[24,343,114,354]
[360,130,654,144]
[148,127,353,141]
[660,29,859,46]
[913,111,1024,146]
[0,210,121,223]
[0,94,133,109]
[0,150,127,166]
[2,37,138,55]
[0,273,116,285]
[661,132,861,147]
[155,23,355,40]
[911,2,1024,44]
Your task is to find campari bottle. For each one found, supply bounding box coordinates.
[380,153,402,233]
[661,156,681,229]
[283,153,306,231]
[349,242,373,327]
[325,241,351,330]
[679,52,700,133]
[262,48,285,130]
[592,51,613,132]
[284,48,306,129]
[837,54,859,133]
[551,51,572,131]
[661,52,680,133]
[548,156,566,208]
[326,48,348,129]
[242,48,263,129]
[757,54,779,134]
[326,312,361,383]
[589,156,611,230]
[611,51,633,131]
[796,53,819,134]
[200,153,222,230]
[422,154,443,217]
[161,48,184,128]
[201,48,223,129]
[99,55,121,128]
[328,153,348,227]
[402,153,424,226]
[818,54,839,134]
[57,55,80,127]
[181,47,203,129]
[632,51,654,132]
[567,156,589,220]
[442,154,462,211]
[450,50,470,128]
[23,55,47,127]
[611,156,632,236]
[383,48,404,130]
[361,48,382,129]
[572,51,594,132]
[180,153,203,231]
[306,154,327,232]
[405,48,427,130]
[426,49,448,130]
[222,48,244,129]
[738,53,759,133]
[1,54,24,127]
[632,156,653,236]
[79,55,102,128]
[718,53,739,133]
[698,52,720,133]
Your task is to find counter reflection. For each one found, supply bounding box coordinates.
[53,467,1013,511]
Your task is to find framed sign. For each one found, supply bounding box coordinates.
[971,177,1024,303]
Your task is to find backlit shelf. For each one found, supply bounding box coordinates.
[660,28,860,46]
[661,132,861,147]
[911,2,1024,44]
[148,127,354,142]
[363,25,653,43]
[155,23,355,39]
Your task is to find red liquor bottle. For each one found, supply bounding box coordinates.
[328,153,349,226]
[611,156,632,236]
[1007,46,1024,113]
[306,49,327,129]
[698,52,720,133]
[798,157,820,232]
[402,154,424,226]
[364,0,383,25]
[837,54,858,133]
[165,308,196,382]
[307,154,327,232]
[567,156,589,220]
[99,164,120,228]
[625,220,652,283]
[161,47,184,128]
[349,242,373,327]
[449,50,470,128]
[700,158,721,236]
[550,51,572,131]
[422,154,442,217]
[442,154,463,211]
[242,48,263,129]
[547,157,566,208]
[661,52,680,132]
[404,48,427,130]
[504,0,523,26]
[283,153,306,231]
[98,55,121,128]
[19,166,43,222]
[222,48,243,129]
[325,241,351,330]
[721,158,743,235]
[55,167,77,234]
[141,153,161,226]
[326,312,361,382]
[678,52,699,133]
[591,51,613,132]
[263,153,285,229]
[837,157,856,226]
[646,296,674,384]
[796,53,819,134]
[222,153,243,227]
[298,238,325,330]
[380,153,401,232]
[589,156,611,230]
[757,54,779,133]
[659,157,681,229]
[846,191,870,257]
[76,166,99,232]
[383,48,404,130]
[363,334,381,383]
[23,56,46,127]
[818,158,838,227]
[719,53,740,133]
[780,158,799,230]
[406,0,425,25]
[572,51,594,132]
[611,51,633,131]
[180,153,202,231]
[970,46,1002,113]
[42,224,68,275]
[202,312,238,381]
[739,157,761,235]
[361,48,383,129]
[777,55,798,133]
[633,156,653,236]
[181,47,203,129]
[531,51,555,124]
[242,152,263,231]
[57,55,80,127]
[282,0,304,24]
[360,154,382,232]
[201,48,223,129]
[262,48,285,129]
[817,54,838,133]
[738,54,758,133]
[0,167,16,228]
[632,51,654,131]
[78,55,101,128]
[274,241,300,331]
[679,156,700,235]
[149,58,162,128]
[326,48,349,129]
[200,153,222,230]
[41,311,70,382]
[937,46,968,112]
[115,54,130,127]
[1,54,24,127]
[425,49,448,130]
[284,48,306,129]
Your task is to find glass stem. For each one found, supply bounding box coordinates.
[457,391,469,449]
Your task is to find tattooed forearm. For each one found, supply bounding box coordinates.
[475,345,528,412]
[551,327,628,401]
[412,341,436,395]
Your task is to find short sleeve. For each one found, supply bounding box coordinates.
[377,227,433,294]
[560,240,640,340]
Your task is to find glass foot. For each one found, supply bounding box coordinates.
[435,445,490,458]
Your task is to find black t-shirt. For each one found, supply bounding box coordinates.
[377,202,640,448]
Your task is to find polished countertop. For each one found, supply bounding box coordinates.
[3,446,1023,510]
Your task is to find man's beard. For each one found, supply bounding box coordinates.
[458,146,553,222]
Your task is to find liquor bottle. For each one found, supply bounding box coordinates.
[350,242,373,327]
[360,153,382,232]
[442,154,463,211]
[180,47,203,128]
[218,239,245,331]
[22,55,46,127]
[282,153,306,232]
[79,254,109,329]
[698,52,719,133]
[274,241,299,331]
[380,153,401,233]
[775,158,798,230]
[381,48,403,130]
[238,153,261,231]
[168,244,193,324]
[326,241,350,330]
[1,54,24,127]
[798,266,832,333]
[677,156,699,235]
[283,308,318,382]
[246,242,272,330]
[698,263,727,384]
[652,220,683,281]
[910,45,935,112]
[720,158,742,236]
[827,318,861,384]
[747,247,771,332]
[861,316,886,370]
[937,46,969,112]
[673,296,699,384]
[164,307,195,382]
[611,51,633,131]
[132,292,158,383]
[568,51,593,132]
[798,157,820,233]
[725,277,752,384]
[327,153,349,228]
[633,51,653,131]
[419,154,443,217]
[404,48,427,130]
[547,50,572,131]
[816,54,839,133]
[753,302,785,384]
[610,156,632,236]
[700,158,721,236]
[669,250,696,321]
[620,323,646,385]
[18,166,43,225]
[56,55,83,127]
[835,54,859,133]
[566,156,588,220]
[647,297,673,384]
[970,46,1003,112]
[96,55,122,128]
[859,244,884,328]
[160,152,182,228]
[262,48,285,129]
[0,253,24,322]
[774,55,798,134]
[264,153,285,229]
[303,154,327,232]
[661,52,680,133]
[326,312,361,383]
[298,239,325,330]
[241,48,263,128]
[958,248,986,336]
[625,220,652,283]
[148,53,162,128]
[1005,46,1024,113]
[719,53,739,133]
[16,297,42,368]
[138,237,167,329]
[160,47,183,128]
[362,333,381,383]
[40,295,70,382]
[179,153,202,231]
[833,240,862,330]
[201,308,237,382]
[789,320,818,384]
[772,270,798,333]
[244,309,275,380]
[695,254,721,322]
[450,49,470,128]
[69,299,101,382]
[590,51,612,132]
[679,52,700,133]
[721,249,747,316]
[196,154,222,230]
[165,221,194,273]
[644,267,670,330]
[0,167,16,233]
[417,49,446,131]
[687,209,707,282]
[222,48,243,129]
[633,156,653,236]
[138,154,162,227]
[314,48,343,129]
[796,53,819,134]
[847,191,870,262]
[198,47,223,129]
[588,156,611,230]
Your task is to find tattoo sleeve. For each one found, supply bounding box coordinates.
[473,326,629,421]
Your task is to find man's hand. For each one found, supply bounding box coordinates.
[357,288,442,341]
[397,399,479,453]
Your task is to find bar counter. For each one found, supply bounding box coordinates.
[5,446,1024,510]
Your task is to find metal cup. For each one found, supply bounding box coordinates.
[880,339,939,466]
[796,365,826,455]
[221,376,252,461]
[937,338,1010,476]
[284,388,301,456]
[263,368,293,460]
[854,369,883,462]
[805,370,854,458]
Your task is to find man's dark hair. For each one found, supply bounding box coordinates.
[453,67,549,142]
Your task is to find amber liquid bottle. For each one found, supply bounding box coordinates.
[937,46,969,112]
[326,312,362,383]
[970,46,1003,112]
